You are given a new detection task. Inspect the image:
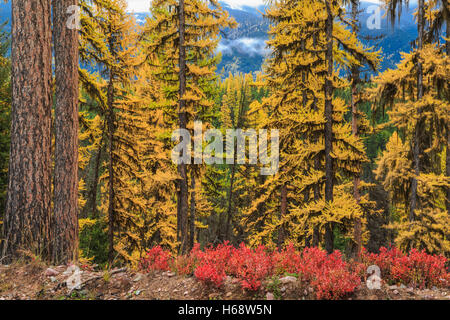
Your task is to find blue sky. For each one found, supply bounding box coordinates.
[126,0,384,12]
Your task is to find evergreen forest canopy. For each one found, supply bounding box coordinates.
[0,0,448,268]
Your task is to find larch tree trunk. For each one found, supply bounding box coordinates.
[107,74,115,264]
[324,0,335,254]
[178,0,189,254]
[351,0,362,261]
[278,184,287,247]
[52,0,80,264]
[410,0,425,222]
[189,170,196,250]
[1,0,53,263]
[446,19,450,215]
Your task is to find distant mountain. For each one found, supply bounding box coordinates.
[0,1,420,75]
[216,1,419,75]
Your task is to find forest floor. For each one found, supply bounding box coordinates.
[0,262,449,300]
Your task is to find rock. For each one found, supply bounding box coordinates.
[133,273,143,282]
[226,292,232,297]
[303,289,308,296]
[63,264,80,276]
[399,284,407,289]
[66,269,83,291]
[50,276,57,283]
[279,276,297,284]
[280,286,286,293]
[135,290,141,296]
[388,285,398,290]
[432,286,438,291]
[45,268,59,277]
[184,291,189,296]
[308,286,314,293]
[442,292,447,296]
[393,290,399,295]
[266,292,274,300]
[167,272,176,278]
[406,287,414,294]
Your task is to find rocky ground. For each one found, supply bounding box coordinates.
[0,262,448,300]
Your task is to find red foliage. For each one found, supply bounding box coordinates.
[139,246,172,272]
[362,247,449,288]
[228,244,273,291]
[140,243,450,297]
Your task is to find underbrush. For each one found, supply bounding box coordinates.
[139,243,450,300]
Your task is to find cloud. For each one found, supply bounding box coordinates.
[218,38,269,57]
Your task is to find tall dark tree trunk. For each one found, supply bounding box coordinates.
[224,163,236,240]
[107,76,115,264]
[410,0,425,222]
[83,135,104,219]
[1,0,53,263]
[324,0,335,254]
[278,184,287,247]
[446,20,450,215]
[189,170,196,251]
[178,0,189,254]
[52,0,80,264]
[351,0,362,261]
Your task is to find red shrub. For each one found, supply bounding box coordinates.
[192,242,233,288]
[194,263,226,287]
[273,243,302,275]
[139,246,172,272]
[229,244,273,291]
[362,247,449,289]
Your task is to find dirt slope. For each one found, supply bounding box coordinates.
[0,263,448,300]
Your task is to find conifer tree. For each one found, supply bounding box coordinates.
[143,0,235,252]
[245,0,380,251]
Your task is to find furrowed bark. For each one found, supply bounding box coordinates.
[2,0,53,263]
[52,0,80,264]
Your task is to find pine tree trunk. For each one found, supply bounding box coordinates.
[52,0,80,264]
[410,0,425,222]
[178,0,189,254]
[1,0,52,263]
[351,0,362,261]
[324,0,335,254]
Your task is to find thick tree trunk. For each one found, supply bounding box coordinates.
[351,0,362,261]
[52,0,80,264]
[410,0,425,222]
[324,0,335,254]
[178,0,189,254]
[1,0,52,263]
